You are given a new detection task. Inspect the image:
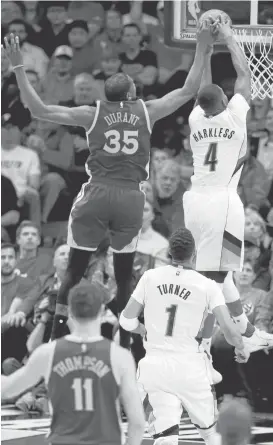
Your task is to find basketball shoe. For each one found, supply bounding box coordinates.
[243,328,273,353]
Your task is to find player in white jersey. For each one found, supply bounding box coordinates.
[183,16,273,364]
[120,228,249,445]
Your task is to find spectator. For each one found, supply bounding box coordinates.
[1,175,20,243]
[16,221,53,279]
[238,138,271,210]
[129,0,192,84]
[136,199,169,269]
[150,147,170,185]
[42,45,74,104]
[140,180,154,204]
[67,1,104,39]
[68,20,97,77]
[38,1,70,57]
[245,207,267,248]
[1,243,39,364]
[1,50,18,115]
[153,160,185,238]
[26,243,71,353]
[6,69,42,130]
[212,260,269,401]
[120,23,158,97]
[26,121,68,224]
[256,108,273,180]
[1,1,25,28]
[24,1,42,29]
[8,19,49,79]
[1,113,41,225]
[93,8,124,61]
[93,47,121,97]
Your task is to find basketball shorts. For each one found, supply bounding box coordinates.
[183,188,244,271]
[137,352,217,436]
[67,179,145,252]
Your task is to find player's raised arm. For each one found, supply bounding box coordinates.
[216,16,251,104]
[1,343,51,400]
[119,273,147,336]
[207,280,249,362]
[116,348,145,445]
[2,34,95,130]
[146,20,215,124]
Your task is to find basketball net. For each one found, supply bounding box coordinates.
[233,29,273,100]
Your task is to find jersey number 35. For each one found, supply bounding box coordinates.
[103,130,139,155]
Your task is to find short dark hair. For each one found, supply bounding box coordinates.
[68,282,107,320]
[13,1,26,17]
[1,243,17,255]
[16,220,40,239]
[197,84,223,112]
[105,73,132,101]
[45,1,69,11]
[169,228,195,262]
[8,18,27,30]
[122,23,141,35]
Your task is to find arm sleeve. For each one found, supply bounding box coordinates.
[207,279,226,312]
[131,273,147,305]
[227,94,250,121]
[28,151,41,176]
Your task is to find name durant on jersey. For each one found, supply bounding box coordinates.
[157,284,191,300]
[104,112,140,127]
[192,128,235,143]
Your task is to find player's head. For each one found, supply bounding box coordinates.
[197,84,228,116]
[169,228,196,264]
[217,397,253,445]
[104,73,136,101]
[68,282,108,322]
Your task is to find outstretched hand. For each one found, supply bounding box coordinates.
[214,14,234,41]
[196,19,216,46]
[2,33,24,68]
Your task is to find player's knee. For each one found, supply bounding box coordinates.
[154,426,179,445]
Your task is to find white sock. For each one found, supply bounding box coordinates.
[154,435,178,445]
[198,425,220,445]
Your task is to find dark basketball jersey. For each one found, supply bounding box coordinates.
[85,99,151,186]
[47,337,122,445]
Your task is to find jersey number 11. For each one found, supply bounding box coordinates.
[204,143,218,171]
[72,378,94,411]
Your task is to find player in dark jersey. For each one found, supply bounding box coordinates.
[1,282,145,445]
[3,23,215,345]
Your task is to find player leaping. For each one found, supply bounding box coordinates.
[3,22,214,345]
[183,14,273,371]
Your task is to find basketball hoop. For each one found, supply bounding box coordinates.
[233,28,273,100]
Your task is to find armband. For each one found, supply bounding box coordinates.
[119,312,139,331]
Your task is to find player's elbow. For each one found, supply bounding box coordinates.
[31,104,50,120]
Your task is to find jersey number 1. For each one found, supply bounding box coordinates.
[165,304,178,336]
[72,378,94,411]
[204,143,218,171]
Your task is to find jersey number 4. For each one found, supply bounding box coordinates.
[165,304,178,336]
[72,378,94,411]
[204,143,218,171]
[103,130,139,154]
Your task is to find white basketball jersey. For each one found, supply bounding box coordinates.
[189,94,250,189]
[132,265,225,353]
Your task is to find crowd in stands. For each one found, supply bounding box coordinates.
[1,0,273,415]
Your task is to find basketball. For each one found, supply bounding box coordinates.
[199,9,232,26]
[199,9,232,43]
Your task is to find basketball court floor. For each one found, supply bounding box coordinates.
[2,406,273,445]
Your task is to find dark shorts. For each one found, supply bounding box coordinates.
[67,179,145,252]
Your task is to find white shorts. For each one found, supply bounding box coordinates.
[183,188,244,271]
[137,352,217,436]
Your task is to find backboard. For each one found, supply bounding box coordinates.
[164,0,273,51]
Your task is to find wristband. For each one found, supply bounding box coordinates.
[12,64,24,70]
